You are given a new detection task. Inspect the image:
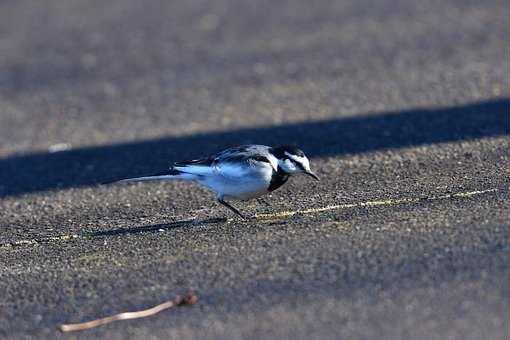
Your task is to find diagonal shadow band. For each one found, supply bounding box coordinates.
[1,98,509,197]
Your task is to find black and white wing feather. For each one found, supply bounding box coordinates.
[211,145,277,178]
[173,145,277,179]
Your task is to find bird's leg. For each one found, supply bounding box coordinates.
[217,198,247,220]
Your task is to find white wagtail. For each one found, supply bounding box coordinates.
[111,145,319,219]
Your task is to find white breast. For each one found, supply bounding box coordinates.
[198,161,274,200]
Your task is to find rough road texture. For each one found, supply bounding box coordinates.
[1,0,510,339]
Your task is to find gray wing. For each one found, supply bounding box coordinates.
[214,145,271,162]
[173,145,274,178]
[212,145,275,178]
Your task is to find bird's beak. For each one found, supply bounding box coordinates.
[305,171,320,181]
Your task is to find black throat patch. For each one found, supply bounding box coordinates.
[268,166,290,192]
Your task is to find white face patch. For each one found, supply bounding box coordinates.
[285,152,310,169]
[282,151,311,173]
[280,159,297,173]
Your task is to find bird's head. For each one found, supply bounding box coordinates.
[271,145,319,180]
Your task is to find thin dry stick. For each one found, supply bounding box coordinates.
[59,292,198,332]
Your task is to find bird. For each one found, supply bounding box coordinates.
[109,145,319,219]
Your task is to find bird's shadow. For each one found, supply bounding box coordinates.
[86,211,297,238]
[86,217,228,238]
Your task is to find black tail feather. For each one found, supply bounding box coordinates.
[173,158,212,166]
[102,168,181,185]
[151,168,182,176]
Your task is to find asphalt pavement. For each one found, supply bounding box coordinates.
[1,0,510,339]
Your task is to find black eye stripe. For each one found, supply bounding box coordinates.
[289,158,305,170]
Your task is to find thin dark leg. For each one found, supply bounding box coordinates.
[217,198,246,219]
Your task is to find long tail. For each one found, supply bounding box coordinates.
[103,168,195,184]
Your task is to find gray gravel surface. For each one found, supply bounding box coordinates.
[1,0,510,339]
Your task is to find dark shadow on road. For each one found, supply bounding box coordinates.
[1,98,509,197]
[86,217,227,238]
[0,218,228,248]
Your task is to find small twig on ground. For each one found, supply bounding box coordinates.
[58,291,198,332]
